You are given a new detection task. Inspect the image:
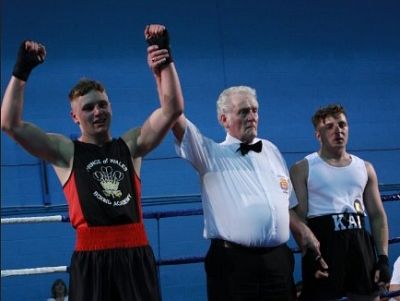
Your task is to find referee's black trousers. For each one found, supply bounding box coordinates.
[205,240,296,301]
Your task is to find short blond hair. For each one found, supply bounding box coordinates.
[68,78,105,102]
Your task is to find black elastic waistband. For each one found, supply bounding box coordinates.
[211,239,281,253]
[307,212,365,233]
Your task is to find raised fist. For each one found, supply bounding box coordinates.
[13,40,46,81]
[145,24,173,67]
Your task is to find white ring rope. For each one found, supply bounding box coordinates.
[1,215,65,224]
[1,266,68,277]
[2,193,399,278]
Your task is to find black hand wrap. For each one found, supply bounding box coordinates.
[12,41,44,81]
[146,29,173,66]
[303,249,328,278]
[375,255,390,283]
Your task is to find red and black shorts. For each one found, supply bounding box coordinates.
[69,245,161,301]
[69,223,161,301]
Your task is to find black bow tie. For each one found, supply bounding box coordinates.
[237,140,263,156]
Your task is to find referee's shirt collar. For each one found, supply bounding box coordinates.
[222,133,261,145]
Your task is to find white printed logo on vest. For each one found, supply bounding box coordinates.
[94,166,124,198]
[87,158,132,207]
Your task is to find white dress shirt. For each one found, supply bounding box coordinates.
[175,119,297,247]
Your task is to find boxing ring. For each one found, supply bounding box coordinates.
[1,192,400,300]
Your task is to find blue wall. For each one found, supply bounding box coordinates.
[1,0,399,300]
